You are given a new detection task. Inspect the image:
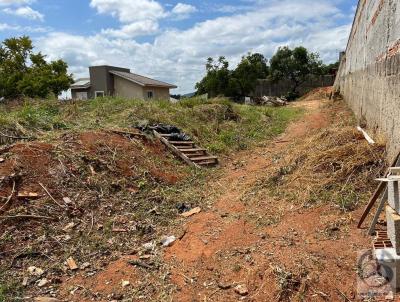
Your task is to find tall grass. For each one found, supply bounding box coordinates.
[0,97,302,153]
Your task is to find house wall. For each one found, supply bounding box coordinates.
[145,86,170,100]
[335,0,400,158]
[114,76,171,100]
[114,76,145,99]
[71,88,92,100]
[89,66,130,97]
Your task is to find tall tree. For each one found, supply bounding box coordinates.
[269,46,323,98]
[231,53,269,96]
[195,56,233,97]
[0,36,73,99]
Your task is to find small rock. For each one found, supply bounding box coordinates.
[386,291,394,300]
[63,222,75,232]
[28,266,44,277]
[34,297,60,302]
[63,197,73,205]
[142,242,156,251]
[0,158,5,163]
[121,280,130,287]
[37,278,49,287]
[161,236,176,247]
[217,281,232,290]
[234,284,249,296]
[22,277,29,286]
[80,262,90,270]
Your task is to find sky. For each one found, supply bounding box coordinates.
[0,0,358,94]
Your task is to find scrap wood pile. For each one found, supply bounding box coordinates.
[264,103,386,211]
[0,130,205,300]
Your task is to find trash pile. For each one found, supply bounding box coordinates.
[136,122,191,141]
[253,96,288,107]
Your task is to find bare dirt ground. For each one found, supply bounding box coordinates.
[54,91,381,302]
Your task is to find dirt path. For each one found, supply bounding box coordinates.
[165,98,370,301]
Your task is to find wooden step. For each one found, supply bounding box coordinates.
[198,159,219,167]
[169,141,194,145]
[179,148,206,153]
[190,156,218,162]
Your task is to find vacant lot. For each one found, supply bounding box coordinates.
[0,90,387,301]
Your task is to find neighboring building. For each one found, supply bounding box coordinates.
[70,65,177,100]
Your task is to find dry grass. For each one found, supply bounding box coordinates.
[263,101,387,211]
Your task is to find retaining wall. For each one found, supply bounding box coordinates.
[335,0,400,158]
[254,75,335,98]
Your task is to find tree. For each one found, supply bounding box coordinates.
[195,56,233,97]
[196,53,269,98]
[231,53,269,96]
[0,36,73,99]
[269,46,323,98]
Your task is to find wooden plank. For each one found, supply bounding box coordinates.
[179,148,206,152]
[169,141,194,145]
[191,156,218,162]
[358,150,400,228]
[368,188,388,235]
[154,131,200,169]
[198,160,219,166]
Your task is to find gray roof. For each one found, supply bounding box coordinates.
[71,78,91,89]
[110,70,177,88]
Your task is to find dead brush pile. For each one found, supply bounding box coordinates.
[267,103,386,211]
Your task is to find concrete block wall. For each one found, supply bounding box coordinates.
[335,0,400,158]
[254,75,335,98]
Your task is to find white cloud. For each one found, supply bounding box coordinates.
[0,0,34,6]
[90,0,165,23]
[37,0,352,94]
[171,3,197,19]
[101,20,159,38]
[3,6,44,21]
[0,22,49,32]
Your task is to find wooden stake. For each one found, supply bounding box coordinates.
[358,150,400,228]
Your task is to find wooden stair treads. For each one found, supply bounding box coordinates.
[154,130,218,168]
[190,156,218,162]
[169,141,194,145]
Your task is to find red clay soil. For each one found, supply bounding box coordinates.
[76,131,182,184]
[0,142,59,204]
[164,97,372,301]
[0,130,183,216]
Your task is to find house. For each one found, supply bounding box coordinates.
[70,66,177,100]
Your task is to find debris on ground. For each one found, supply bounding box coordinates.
[181,207,201,217]
[253,96,288,106]
[161,235,177,247]
[234,284,249,296]
[66,257,79,270]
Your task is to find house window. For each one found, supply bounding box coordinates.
[95,91,105,98]
[147,91,154,99]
